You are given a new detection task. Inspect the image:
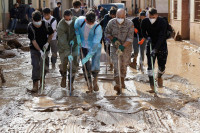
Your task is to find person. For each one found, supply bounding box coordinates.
[141,8,168,93]
[43,8,58,70]
[71,1,84,17]
[93,6,100,21]
[26,3,35,22]
[100,7,117,71]
[130,10,146,69]
[100,6,108,20]
[53,2,62,23]
[9,3,19,33]
[74,11,102,93]
[27,11,54,93]
[105,9,134,94]
[57,10,78,90]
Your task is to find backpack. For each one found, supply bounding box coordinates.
[49,17,56,27]
[80,20,100,34]
[163,17,173,39]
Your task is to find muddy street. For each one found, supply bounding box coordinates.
[0,36,200,133]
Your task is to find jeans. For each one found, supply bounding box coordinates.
[9,18,18,32]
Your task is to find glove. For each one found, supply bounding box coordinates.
[134,28,138,34]
[150,49,157,58]
[77,35,81,45]
[68,55,73,63]
[43,42,49,50]
[40,50,45,60]
[118,45,125,52]
[82,54,93,65]
[112,37,118,43]
[138,38,145,45]
[70,40,74,47]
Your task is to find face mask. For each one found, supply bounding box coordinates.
[30,5,32,7]
[117,18,124,24]
[33,21,42,26]
[149,18,156,24]
[65,20,72,25]
[74,8,80,12]
[86,23,94,29]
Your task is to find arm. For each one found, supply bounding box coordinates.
[141,19,148,39]
[105,21,113,40]
[123,23,134,47]
[47,24,54,43]
[28,26,41,51]
[57,23,69,47]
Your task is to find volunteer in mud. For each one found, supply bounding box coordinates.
[130,10,146,70]
[43,8,58,70]
[141,8,168,93]
[71,1,85,17]
[105,9,134,93]
[27,11,54,93]
[100,7,117,71]
[74,11,102,93]
[57,10,78,91]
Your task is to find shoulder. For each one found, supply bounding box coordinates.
[108,18,116,24]
[125,18,133,26]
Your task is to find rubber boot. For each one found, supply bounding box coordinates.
[86,78,93,94]
[0,68,6,83]
[31,80,39,93]
[130,56,137,69]
[157,73,163,88]
[148,76,155,93]
[61,76,66,88]
[92,72,99,92]
[121,77,125,89]
[108,63,113,71]
[114,77,120,95]
[68,76,75,91]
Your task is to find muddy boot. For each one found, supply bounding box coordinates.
[61,76,66,88]
[52,63,56,70]
[129,57,137,69]
[31,80,39,93]
[121,77,125,89]
[86,81,93,94]
[157,73,163,88]
[0,68,6,83]
[148,76,155,93]
[114,77,121,95]
[108,63,113,71]
[93,76,99,92]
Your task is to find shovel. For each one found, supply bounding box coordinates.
[69,46,73,96]
[40,48,46,95]
[137,33,144,73]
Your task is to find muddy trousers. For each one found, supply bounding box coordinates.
[30,49,49,82]
[132,37,146,61]
[46,40,58,69]
[81,48,99,85]
[146,48,168,86]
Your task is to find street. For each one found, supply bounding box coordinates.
[0,35,200,132]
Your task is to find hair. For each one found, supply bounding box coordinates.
[84,3,86,6]
[149,8,157,15]
[32,11,42,21]
[29,3,32,5]
[64,9,72,16]
[86,11,96,23]
[73,1,81,7]
[14,3,19,7]
[43,8,51,14]
[57,2,61,5]
[110,7,117,15]
[140,10,146,16]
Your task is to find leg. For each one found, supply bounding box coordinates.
[13,19,17,33]
[9,19,15,32]
[130,37,139,69]
[50,40,58,69]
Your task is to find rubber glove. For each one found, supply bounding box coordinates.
[77,35,81,45]
[40,50,45,60]
[112,37,118,43]
[82,54,93,65]
[150,49,157,58]
[138,38,145,45]
[43,42,49,50]
[118,45,125,52]
[68,55,73,63]
[134,28,138,34]
[70,40,74,47]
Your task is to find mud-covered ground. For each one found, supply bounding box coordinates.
[0,36,200,133]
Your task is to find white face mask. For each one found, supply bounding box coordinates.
[86,23,94,29]
[33,21,42,26]
[74,8,80,12]
[65,20,72,25]
[117,18,124,24]
[149,18,156,24]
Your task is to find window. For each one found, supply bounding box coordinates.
[174,0,177,19]
[195,0,200,21]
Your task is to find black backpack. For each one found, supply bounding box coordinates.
[163,17,173,39]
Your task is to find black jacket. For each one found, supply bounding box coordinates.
[141,17,167,51]
[10,7,19,19]
[53,7,61,22]
[132,17,143,38]
[100,14,112,31]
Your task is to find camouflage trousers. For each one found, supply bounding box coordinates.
[111,44,132,78]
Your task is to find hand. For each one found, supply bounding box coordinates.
[70,40,74,47]
[112,37,118,43]
[150,49,157,57]
[118,45,125,52]
[68,55,73,62]
[138,38,145,45]
[43,42,49,50]
[134,28,138,34]
[77,35,81,45]
[40,50,45,60]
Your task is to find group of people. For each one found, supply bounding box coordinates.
[27,1,169,95]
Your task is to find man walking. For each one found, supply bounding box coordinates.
[27,11,54,93]
[26,3,35,22]
[141,8,168,93]
[105,9,134,94]
[9,3,19,33]
[53,2,62,23]
[74,11,102,93]
[57,10,78,91]
[130,10,146,70]
[71,1,84,17]
[43,8,58,70]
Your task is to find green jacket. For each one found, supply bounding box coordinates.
[57,16,77,53]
